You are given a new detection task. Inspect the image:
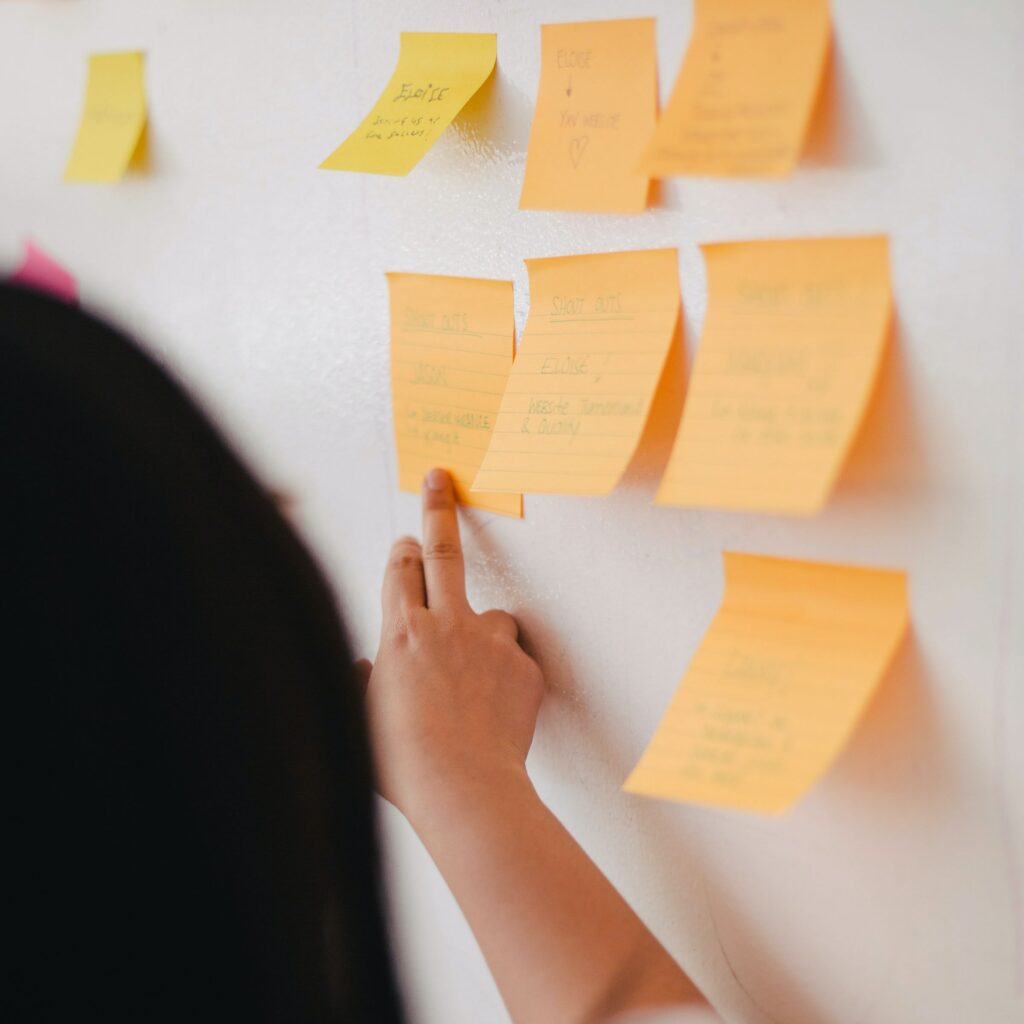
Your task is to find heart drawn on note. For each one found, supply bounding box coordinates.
[569,135,589,168]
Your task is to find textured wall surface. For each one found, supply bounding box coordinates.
[2,2,1022,1021]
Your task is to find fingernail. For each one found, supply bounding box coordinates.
[425,468,448,491]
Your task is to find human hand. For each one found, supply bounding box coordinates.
[363,469,544,826]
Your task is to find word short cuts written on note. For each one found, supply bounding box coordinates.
[64,51,147,182]
[473,249,680,496]
[321,32,496,176]
[657,235,892,514]
[388,272,521,517]
[643,0,830,177]
[624,552,909,814]
[520,18,657,213]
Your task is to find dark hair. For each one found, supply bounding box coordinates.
[2,284,404,1023]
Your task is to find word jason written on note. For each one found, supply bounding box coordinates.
[321,32,496,176]
[64,51,147,182]
[388,272,521,517]
[473,248,680,496]
[642,0,830,177]
[657,235,892,515]
[520,18,657,213]
[9,241,77,303]
[625,552,909,814]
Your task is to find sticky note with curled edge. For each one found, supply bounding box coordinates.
[10,241,77,303]
[656,236,892,514]
[388,273,521,517]
[472,248,680,496]
[64,52,147,182]
[624,552,909,814]
[642,0,830,178]
[321,33,496,176]
[520,18,657,213]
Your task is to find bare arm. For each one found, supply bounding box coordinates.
[363,468,715,1024]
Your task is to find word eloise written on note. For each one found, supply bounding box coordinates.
[64,51,147,183]
[473,249,680,496]
[321,32,496,176]
[657,235,892,514]
[624,552,909,814]
[520,18,657,213]
[388,272,521,517]
[642,0,830,177]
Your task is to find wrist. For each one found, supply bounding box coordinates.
[401,758,538,841]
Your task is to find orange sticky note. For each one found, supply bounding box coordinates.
[624,552,909,814]
[657,236,891,514]
[473,249,680,496]
[64,51,147,182]
[642,0,830,177]
[388,273,521,517]
[520,18,657,213]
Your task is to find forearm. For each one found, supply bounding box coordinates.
[406,764,705,1024]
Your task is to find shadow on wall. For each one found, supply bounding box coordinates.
[450,66,535,161]
[701,632,955,1024]
[803,34,882,169]
[834,311,930,501]
[619,311,687,493]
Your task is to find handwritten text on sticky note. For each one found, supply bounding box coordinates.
[624,552,909,814]
[64,52,147,183]
[642,0,830,177]
[321,33,496,176]
[388,273,521,517]
[520,18,657,213]
[473,249,679,496]
[657,236,891,514]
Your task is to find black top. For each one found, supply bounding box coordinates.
[2,284,404,1023]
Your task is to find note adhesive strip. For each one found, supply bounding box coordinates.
[657,236,892,515]
[321,32,496,176]
[473,249,680,496]
[520,18,657,213]
[624,552,909,814]
[64,52,147,183]
[642,0,830,178]
[388,273,521,517]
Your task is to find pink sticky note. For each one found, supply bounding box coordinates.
[10,241,78,303]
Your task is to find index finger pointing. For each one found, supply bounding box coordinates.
[422,468,468,611]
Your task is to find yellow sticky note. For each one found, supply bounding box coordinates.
[388,273,521,517]
[520,18,657,213]
[624,552,909,814]
[657,236,891,514]
[64,52,147,183]
[642,0,830,177]
[321,32,496,176]
[473,249,680,496]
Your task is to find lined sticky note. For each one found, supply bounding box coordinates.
[473,249,680,496]
[388,273,521,517]
[624,552,909,814]
[321,33,496,176]
[642,0,830,177]
[657,236,891,514]
[520,18,657,213]
[64,52,147,182]
[10,241,77,303]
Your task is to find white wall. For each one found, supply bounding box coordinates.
[2,2,1022,1021]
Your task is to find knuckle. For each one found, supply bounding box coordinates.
[423,541,462,561]
[388,551,421,572]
